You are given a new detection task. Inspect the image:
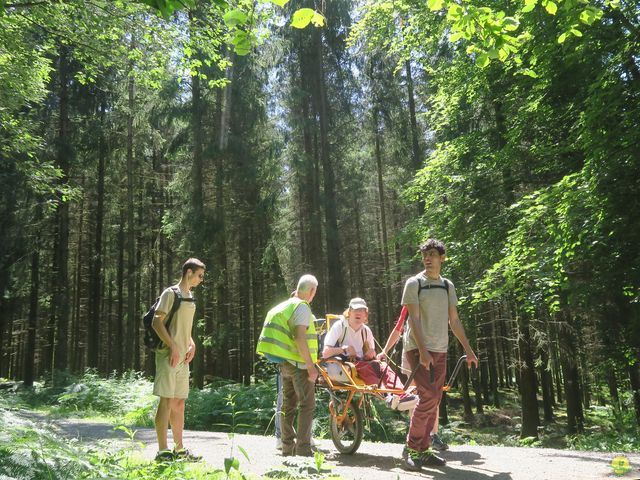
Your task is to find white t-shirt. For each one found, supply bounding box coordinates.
[401,273,457,353]
[324,317,375,360]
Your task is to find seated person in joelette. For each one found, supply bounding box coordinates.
[322,297,418,411]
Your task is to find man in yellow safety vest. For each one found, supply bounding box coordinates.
[257,274,319,456]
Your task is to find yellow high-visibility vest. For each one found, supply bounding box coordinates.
[256,298,318,363]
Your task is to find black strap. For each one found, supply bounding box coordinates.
[164,287,194,330]
[335,319,368,355]
[417,278,450,296]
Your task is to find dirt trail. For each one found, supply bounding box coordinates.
[28,413,640,480]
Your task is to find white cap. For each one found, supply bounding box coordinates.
[348,297,368,310]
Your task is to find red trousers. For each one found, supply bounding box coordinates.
[355,360,401,388]
[405,350,447,451]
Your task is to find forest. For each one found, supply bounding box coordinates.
[1,0,639,446]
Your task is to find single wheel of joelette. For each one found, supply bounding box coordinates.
[329,399,363,454]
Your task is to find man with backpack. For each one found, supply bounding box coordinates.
[401,239,478,470]
[151,258,205,462]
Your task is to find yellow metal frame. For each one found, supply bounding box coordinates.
[314,315,409,428]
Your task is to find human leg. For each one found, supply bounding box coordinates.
[169,398,185,449]
[279,363,298,455]
[291,365,315,456]
[430,404,449,451]
[405,350,447,451]
[275,370,283,448]
[154,351,176,454]
[155,397,172,452]
[354,360,381,385]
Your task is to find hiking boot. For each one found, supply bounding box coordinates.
[403,447,423,471]
[420,450,446,466]
[155,449,174,462]
[173,448,202,462]
[431,433,449,451]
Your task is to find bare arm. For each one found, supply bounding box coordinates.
[406,303,433,368]
[377,329,401,360]
[323,343,356,359]
[152,311,180,367]
[449,304,478,368]
[295,325,319,382]
[185,337,196,363]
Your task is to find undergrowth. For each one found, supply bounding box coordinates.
[1,370,638,456]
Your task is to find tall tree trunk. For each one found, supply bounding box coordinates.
[215,82,230,379]
[558,309,584,433]
[311,29,344,311]
[606,367,620,410]
[71,194,85,372]
[540,347,554,422]
[405,60,422,174]
[489,309,501,406]
[116,211,125,372]
[191,69,205,388]
[24,245,39,386]
[373,106,392,325]
[517,311,539,438]
[125,65,136,370]
[87,103,106,369]
[51,45,72,375]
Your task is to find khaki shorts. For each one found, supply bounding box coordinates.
[153,350,190,399]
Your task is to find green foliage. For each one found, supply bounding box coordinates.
[0,406,238,479]
[56,370,155,416]
[350,0,614,70]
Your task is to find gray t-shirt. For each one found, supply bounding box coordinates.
[287,302,314,369]
[401,273,457,353]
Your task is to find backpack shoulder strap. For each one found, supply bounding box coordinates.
[165,287,183,329]
[339,319,348,346]
[417,277,450,295]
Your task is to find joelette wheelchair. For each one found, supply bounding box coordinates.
[313,314,469,455]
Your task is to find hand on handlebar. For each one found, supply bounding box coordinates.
[466,351,479,369]
[419,350,434,370]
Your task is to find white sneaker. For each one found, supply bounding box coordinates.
[386,393,418,411]
[385,394,398,409]
[276,437,283,450]
[396,394,418,411]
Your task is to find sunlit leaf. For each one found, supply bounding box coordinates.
[544,0,557,14]
[427,0,445,11]
[291,8,315,28]
[311,11,325,27]
[223,9,248,27]
[476,53,490,67]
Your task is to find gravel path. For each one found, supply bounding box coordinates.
[27,413,640,480]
